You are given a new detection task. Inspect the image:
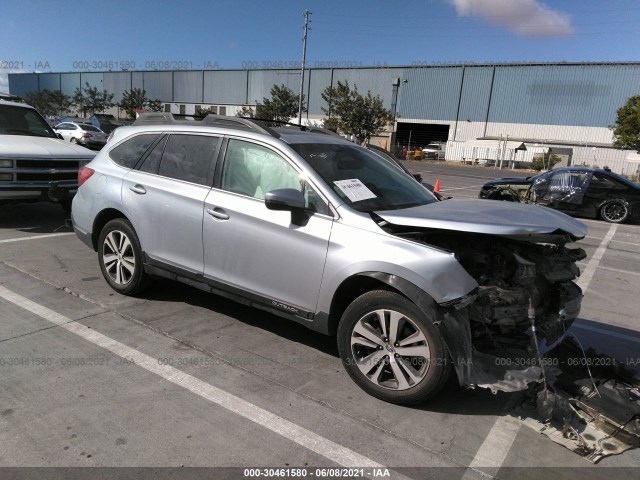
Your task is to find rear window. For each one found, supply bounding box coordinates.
[109,134,161,169]
[79,124,101,132]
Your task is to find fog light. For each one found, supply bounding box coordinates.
[0,173,13,181]
[0,159,12,168]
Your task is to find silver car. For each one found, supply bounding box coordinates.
[72,113,587,404]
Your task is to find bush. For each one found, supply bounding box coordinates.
[531,153,561,171]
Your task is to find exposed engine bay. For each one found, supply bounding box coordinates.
[379,226,586,390]
[380,222,640,462]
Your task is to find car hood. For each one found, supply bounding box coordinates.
[375,198,587,239]
[0,135,96,159]
[482,176,532,187]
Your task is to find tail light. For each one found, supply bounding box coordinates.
[82,133,92,138]
[78,166,94,187]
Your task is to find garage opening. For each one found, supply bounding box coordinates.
[392,123,450,155]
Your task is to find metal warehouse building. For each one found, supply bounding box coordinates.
[9,62,640,174]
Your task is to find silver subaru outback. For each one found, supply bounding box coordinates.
[72,113,587,405]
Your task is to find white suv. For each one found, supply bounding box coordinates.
[0,100,95,211]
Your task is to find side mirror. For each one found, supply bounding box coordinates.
[265,188,305,211]
[413,173,423,182]
[56,133,64,140]
[265,188,308,226]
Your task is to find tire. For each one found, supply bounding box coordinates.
[70,137,78,144]
[337,290,450,405]
[600,201,629,223]
[97,218,148,295]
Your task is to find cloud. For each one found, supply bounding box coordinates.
[449,0,573,36]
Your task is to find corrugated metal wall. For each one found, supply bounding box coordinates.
[173,71,203,103]
[204,70,248,104]
[38,73,61,92]
[8,63,640,129]
[104,72,132,103]
[247,70,300,104]
[397,67,464,121]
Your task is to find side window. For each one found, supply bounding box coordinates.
[591,173,627,190]
[109,134,161,169]
[157,134,218,185]
[138,135,167,174]
[220,139,328,213]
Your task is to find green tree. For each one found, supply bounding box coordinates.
[25,89,71,116]
[531,151,561,171]
[72,82,115,116]
[118,88,163,119]
[195,106,219,118]
[236,105,255,118]
[237,84,303,124]
[321,81,392,144]
[610,95,640,152]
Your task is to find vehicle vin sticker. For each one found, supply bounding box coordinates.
[334,179,377,202]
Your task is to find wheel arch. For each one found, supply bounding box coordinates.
[325,272,440,336]
[91,208,132,251]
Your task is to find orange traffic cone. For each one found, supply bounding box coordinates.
[434,179,441,193]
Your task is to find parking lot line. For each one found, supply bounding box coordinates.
[0,232,74,244]
[468,416,521,469]
[577,224,618,292]
[0,285,383,469]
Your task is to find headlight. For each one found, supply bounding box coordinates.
[0,159,13,168]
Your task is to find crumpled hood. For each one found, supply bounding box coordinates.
[375,199,587,239]
[0,136,96,159]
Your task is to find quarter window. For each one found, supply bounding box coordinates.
[109,134,161,169]
[157,134,218,185]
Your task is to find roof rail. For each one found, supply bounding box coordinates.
[132,112,197,125]
[132,112,281,138]
[201,115,280,138]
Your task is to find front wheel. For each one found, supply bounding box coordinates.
[337,290,449,405]
[98,218,148,295]
[600,201,629,223]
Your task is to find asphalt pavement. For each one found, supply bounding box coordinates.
[1,162,639,480]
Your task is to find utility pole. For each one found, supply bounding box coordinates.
[298,10,311,125]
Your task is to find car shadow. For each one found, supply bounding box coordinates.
[0,202,71,233]
[139,277,339,358]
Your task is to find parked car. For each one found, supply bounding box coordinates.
[422,142,446,160]
[55,122,109,149]
[72,113,587,405]
[0,99,95,211]
[479,166,640,223]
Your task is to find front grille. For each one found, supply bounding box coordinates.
[16,172,77,181]
[16,160,80,169]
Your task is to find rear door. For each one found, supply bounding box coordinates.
[122,133,220,274]
[202,138,333,315]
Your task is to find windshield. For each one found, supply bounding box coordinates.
[0,104,57,138]
[290,142,438,212]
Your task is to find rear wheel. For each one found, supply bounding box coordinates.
[70,137,78,144]
[600,201,629,223]
[98,218,148,295]
[337,290,449,405]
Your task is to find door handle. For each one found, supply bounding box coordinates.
[129,184,147,195]
[206,207,230,220]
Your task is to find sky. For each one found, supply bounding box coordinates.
[2,0,640,93]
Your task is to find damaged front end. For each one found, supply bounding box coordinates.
[381,225,586,394]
